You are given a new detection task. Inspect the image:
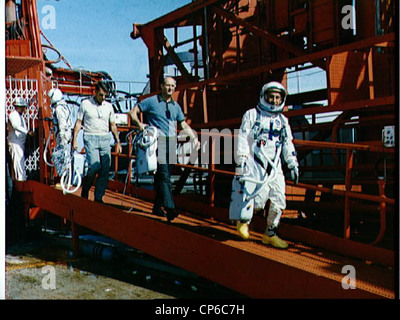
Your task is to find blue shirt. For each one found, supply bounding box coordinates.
[138,94,185,137]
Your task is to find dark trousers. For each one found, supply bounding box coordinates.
[154,163,175,211]
[153,137,176,212]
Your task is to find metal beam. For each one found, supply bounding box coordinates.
[212,6,306,57]
[156,32,195,82]
[138,33,395,100]
[135,0,222,31]
[188,95,394,130]
[286,96,394,118]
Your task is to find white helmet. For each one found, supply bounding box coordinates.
[13,97,28,107]
[48,88,63,104]
[258,81,287,113]
[138,126,158,149]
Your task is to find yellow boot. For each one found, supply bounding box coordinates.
[262,234,288,249]
[236,221,250,240]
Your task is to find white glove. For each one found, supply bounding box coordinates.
[290,166,299,184]
[235,155,247,175]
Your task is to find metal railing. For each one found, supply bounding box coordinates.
[110,127,395,244]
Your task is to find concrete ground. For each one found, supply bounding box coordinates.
[5,230,244,300]
[5,242,174,300]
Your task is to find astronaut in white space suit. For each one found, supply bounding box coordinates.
[230,81,299,249]
[48,88,74,176]
[7,97,35,181]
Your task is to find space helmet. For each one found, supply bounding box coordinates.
[48,88,63,104]
[258,81,287,113]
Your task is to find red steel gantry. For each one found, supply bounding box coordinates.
[130,0,396,245]
[5,0,397,298]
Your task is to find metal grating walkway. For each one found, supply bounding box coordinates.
[16,180,395,299]
[107,192,394,299]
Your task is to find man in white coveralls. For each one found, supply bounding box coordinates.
[7,97,35,181]
[230,81,299,249]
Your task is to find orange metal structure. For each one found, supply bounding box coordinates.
[130,0,396,243]
[5,0,397,298]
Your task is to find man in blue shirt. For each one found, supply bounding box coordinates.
[129,77,200,221]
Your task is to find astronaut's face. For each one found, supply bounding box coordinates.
[265,91,283,106]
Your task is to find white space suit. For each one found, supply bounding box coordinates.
[7,98,30,181]
[48,88,74,176]
[229,82,299,248]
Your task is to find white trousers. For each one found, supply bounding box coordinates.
[246,151,286,228]
[8,142,26,181]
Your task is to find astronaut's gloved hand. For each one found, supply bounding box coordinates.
[290,166,299,184]
[235,155,247,176]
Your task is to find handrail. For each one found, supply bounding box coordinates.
[293,139,395,153]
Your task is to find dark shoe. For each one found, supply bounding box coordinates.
[166,208,178,222]
[81,189,89,199]
[152,206,166,217]
[95,198,104,204]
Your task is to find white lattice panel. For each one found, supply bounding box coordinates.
[25,147,40,172]
[6,77,39,130]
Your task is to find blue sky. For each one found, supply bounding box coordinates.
[36,0,327,97]
[37,0,191,92]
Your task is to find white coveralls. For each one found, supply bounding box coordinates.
[235,107,298,229]
[51,99,74,175]
[7,110,29,181]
